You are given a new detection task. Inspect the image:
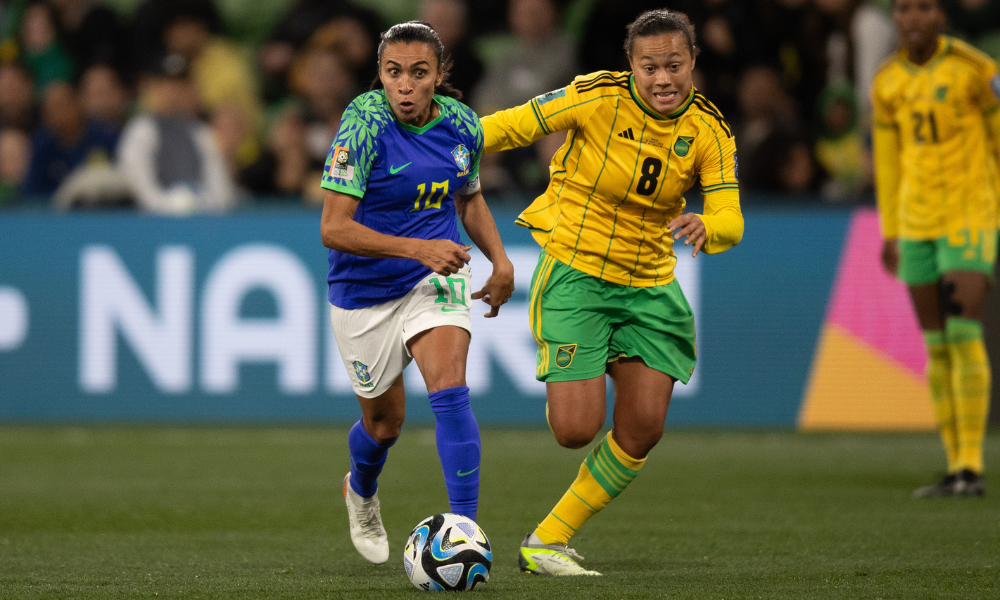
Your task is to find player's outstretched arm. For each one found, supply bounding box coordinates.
[320,190,471,276]
[455,190,514,317]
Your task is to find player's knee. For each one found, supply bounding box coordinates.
[554,431,595,449]
[552,421,601,449]
[618,423,664,457]
[367,415,404,444]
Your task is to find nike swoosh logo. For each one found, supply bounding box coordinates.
[457,467,479,477]
[389,162,411,174]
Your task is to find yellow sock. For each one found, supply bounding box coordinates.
[946,319,990,474]
[924,330,960,473]
[535,431,645,545]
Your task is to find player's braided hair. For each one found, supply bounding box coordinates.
[370,21,462,100]
[624,9,699,59]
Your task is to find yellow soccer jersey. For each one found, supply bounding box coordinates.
[872,36,1000,240]
[482,71,744,287]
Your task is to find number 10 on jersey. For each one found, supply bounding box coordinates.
[411,181,449,212]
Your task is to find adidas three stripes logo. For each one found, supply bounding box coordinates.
[617,128,635,140]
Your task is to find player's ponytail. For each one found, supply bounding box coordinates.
[370,21,463,100]
[624,9,699,59]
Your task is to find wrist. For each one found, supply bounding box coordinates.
[402,238,424,260]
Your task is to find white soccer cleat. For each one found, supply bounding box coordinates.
[343,473,390,564]
[518,533,602,576]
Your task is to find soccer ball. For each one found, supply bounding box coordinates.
[403,513,492,591]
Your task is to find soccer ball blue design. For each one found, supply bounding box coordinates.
[403,513,491,591]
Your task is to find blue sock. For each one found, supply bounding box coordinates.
[429,386,481,522]
[348,420,394,498]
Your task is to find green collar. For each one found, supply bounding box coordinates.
[385,92,446,134]
[898,35,950,74]
[629,75,695,120]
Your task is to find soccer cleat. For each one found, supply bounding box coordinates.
[343,473,390,564]
[911,473,958,498]
[954,469,986,497]
[518,533,601,576]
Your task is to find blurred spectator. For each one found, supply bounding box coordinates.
[472,0,577,193]
[419,0,483,99]
[756,0,834,127]
[239,105,322,202]
[259,0,380,103]
[51,0,126,72]
[288,47,355,165]
[578,0,669,73]
[79,64,129,132]
[851,1,896,124]
[117,54,234,213]
[814,81,869,200]
[19,1,74,88]
[20,81,117,198]
[126,0,219,80]
[473,0,578,114]
[0,0,28,64]
[945,0,1000,57]
[0,127,30,205]
[0,63,37,131]
[688,0,763,119]
[736,65,817,194]
[160,3,262,169]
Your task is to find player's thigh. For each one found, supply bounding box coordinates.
[940,271,990,320]
[937,229,996,320]
[403,265,473,393]
[899,238,944,330]
[545,376,607,448]
[530,251,614,383]
[907,283,944,331]
[330,298,410,399]
[606,357,674,458]
[609,278,697,386]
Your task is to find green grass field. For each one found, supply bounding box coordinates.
[1,427,997,599]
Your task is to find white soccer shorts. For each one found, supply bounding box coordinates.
[330,265,473,398]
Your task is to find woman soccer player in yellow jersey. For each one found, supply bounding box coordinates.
[481,9,743,575]
[873,0,1000,498]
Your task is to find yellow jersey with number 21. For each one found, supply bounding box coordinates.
[872,36,1000,241]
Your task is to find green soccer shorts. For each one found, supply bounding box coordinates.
[898,229,998,285]
[528,251,697,384]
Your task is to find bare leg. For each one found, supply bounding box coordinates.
[606,357,675,459]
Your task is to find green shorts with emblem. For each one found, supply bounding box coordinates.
[898,229,998,285]
[528,251,696,383]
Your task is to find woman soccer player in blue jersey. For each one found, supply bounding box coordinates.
[319,22,514,565]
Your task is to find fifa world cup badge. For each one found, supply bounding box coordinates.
[330,146,355,181]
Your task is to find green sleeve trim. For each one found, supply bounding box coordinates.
[702,183,739,193]
[530,98,551,135]
[320,180,364,198]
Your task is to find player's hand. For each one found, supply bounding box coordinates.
[881,238,899,275]
[472,258,514,318]
[668,213,707,257]
[416,240,472,275]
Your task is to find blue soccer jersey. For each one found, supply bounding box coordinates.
[321,90,484,309]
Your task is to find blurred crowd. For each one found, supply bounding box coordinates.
[0,0,998,212]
